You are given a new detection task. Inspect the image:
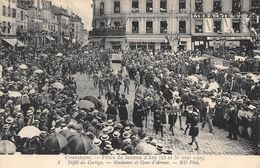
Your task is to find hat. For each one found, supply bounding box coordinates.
[106,126,114,134]
[3,124,10,129]
[0,109,5,114]
[115,123,123,129]
[104,141,112,145]
[138,131,146,139]
[5,117,14,124]
[39,131,47,137]
[122,131,131,139]
[74,124,83,131]
[60,122,67,127]
[16,112,23,118]
[102,127,109,134]
[156,144,164,151]
[124,126,131,132]
[100,134,110,141]
[106,120,114,126]
[104,144,113,151]
[93,138,102,146]
[113,131,121,138]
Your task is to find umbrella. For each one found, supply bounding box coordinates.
[56,53,63,57]
[78,100,95,109]
[0,140,16,154]
[8,91,22,98]
[186,75,199,83]
[0,91,4,96]
[34,69,44,74]
[207,81,219,91]
[254,55,260,59]
[82,96,102,109]
[67,134,93,154]
[39,53,48,57]
[19,64,28,70]
[134,142,159,155]
[7,67,13,71]
[231,67,240,73]
[44,133,67,153]
[15,95,31,105]
[52,82,64,90]
[234,56,246,61]
[18,126,41,139]
[88,144,102,155]
[59,130,80,140]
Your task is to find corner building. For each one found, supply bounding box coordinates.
[91,0,192,51]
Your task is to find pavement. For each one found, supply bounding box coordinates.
[71,73,258,155]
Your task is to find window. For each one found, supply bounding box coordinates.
[114,1,120,13]
[100,2,104,15]
[195,20,203,33]
[232,20,241,33]
[146,21,153,33]
[21,11,24,21]
[160,0,167,13]
[252,0,260,15]
[160,21,167,33]
[7,22,11,33]
[114,21,120,29]
[179,0,186,12]
[132,0,139,13]
[146,0,153,13]
[12,8,16,18]
[214,20,221,33]
[213,0,221,12]
[8,6,11,17]
[3,6,6,16]
[2,21,6,33]
[100,22,105,27]
[195,0,203,12]
[179,21,186,33]
[132,21,139,33]
[232,0,241,13]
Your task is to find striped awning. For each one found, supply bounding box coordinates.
[45,35,55,41]
[2,38,26,47]
[90,38,103,42]
[127,37,165,43]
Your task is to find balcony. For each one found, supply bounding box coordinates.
[90,28,126,36]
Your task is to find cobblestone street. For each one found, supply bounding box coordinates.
[72,73,258,155]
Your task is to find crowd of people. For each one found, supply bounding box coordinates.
[0,42,259,155]
[123,49,260,150]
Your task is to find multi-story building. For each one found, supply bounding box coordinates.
[70,14,84,42]
[90,0,192,51]
[51,5,70,44]
[90,0,260,51]
[41,0,57,45]
[0,0,18,37]
[191,0,256,51]
[16,2,28,42]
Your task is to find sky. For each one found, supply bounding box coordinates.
[52,0,93,30]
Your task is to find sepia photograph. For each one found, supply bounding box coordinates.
[0,0,260,162]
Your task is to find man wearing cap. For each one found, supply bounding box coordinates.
[118,94,129,121]
[123,75,130,94]
[201,102,215,134]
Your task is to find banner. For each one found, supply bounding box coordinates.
[204,18,212,33]
[223,18,231,33]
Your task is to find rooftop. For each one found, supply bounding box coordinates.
[51,5,69,17]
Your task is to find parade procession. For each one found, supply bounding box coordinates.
[0,0,260,156]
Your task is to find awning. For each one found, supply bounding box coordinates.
[1,38,26,47]
[90,38,103,42]
[64,37,70,41]
[45,35,55,41]
[127,37,165,43]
